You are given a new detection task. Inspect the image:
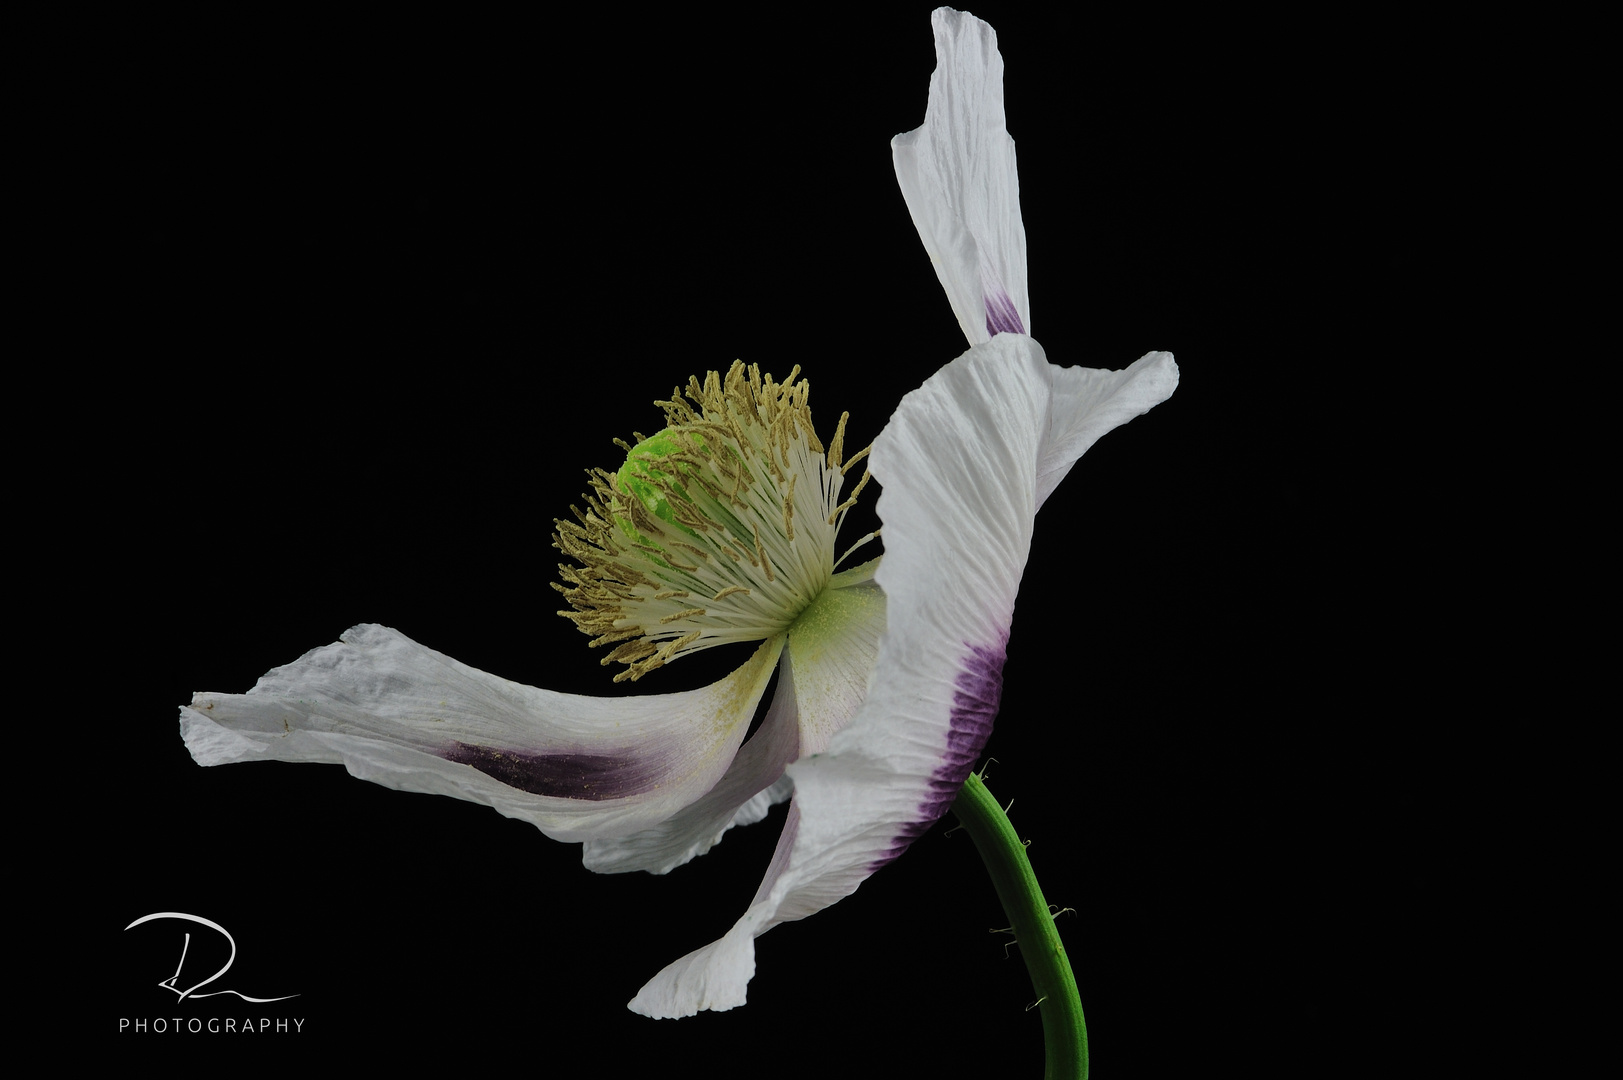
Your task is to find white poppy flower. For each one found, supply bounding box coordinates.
[178,5,1178,1019]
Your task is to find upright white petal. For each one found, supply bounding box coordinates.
[628,335,1177,1016]
[182,623,783,843]
[892,7,1029,345]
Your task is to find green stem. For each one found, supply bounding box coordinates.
[950,771,1088,1080]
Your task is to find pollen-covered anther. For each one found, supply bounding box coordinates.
[553,361,873,680]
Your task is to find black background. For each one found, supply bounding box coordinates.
[43,5,1441,1074]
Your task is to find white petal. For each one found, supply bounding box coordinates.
[583,577,886,875]
[629,334,1177,1014]
[181,623,783,843]
[628,805,800,1018]
[1037,349,1181,510]
[580,645,803,875]
[627,895,766,1016]
[892,8,1028,345]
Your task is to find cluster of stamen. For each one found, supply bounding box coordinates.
[554,361,873,682]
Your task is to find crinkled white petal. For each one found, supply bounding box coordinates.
[628,334,1177,1015]
[892,7,1029,345]
[181,623,783,843]
[584,577,886,876]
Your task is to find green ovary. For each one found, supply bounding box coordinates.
[613,429,704,548]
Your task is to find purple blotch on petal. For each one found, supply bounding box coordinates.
[984,289,1025,336]
[443,742,655,801]
[871,636,1007,869]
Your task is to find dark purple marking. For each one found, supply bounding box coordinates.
[870,637,1007,870]
[443,742,654,801]
[984,289,1025,336]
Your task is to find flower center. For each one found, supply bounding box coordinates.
[554,361,874,682]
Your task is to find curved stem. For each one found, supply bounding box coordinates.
[951,771,1087,1080]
